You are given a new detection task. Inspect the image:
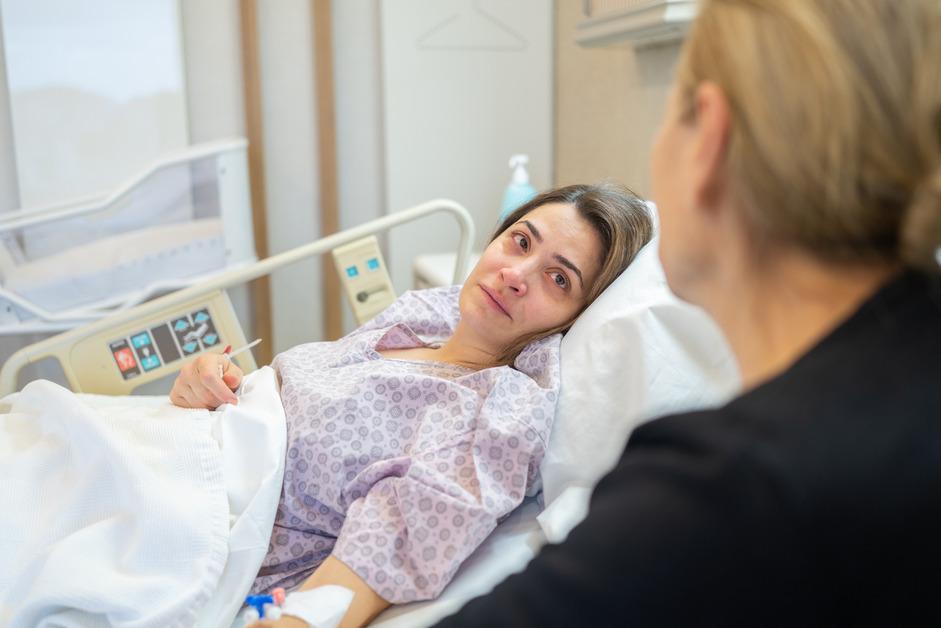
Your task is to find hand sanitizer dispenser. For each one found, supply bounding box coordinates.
[500,154,537,222]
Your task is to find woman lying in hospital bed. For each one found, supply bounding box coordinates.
[0,183,652,627]
[168,183,653,627]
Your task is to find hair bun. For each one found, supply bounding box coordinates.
[901,166,941,271]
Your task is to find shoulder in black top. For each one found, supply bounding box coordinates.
[434,271,941,627]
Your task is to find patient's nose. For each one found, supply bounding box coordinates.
[501,265,528,296]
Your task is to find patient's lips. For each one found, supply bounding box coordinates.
[479,284,511,319]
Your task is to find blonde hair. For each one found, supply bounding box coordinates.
[678,0,941,270]
[490,182,653,365]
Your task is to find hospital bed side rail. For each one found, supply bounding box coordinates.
[0,138,248,233]
[0,199,475,396]
[0,138,255,334]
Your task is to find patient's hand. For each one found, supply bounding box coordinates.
[169,353,242,409]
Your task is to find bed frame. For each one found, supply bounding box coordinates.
[0,200,474,396]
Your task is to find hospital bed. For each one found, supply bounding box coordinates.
[0,199,739,627]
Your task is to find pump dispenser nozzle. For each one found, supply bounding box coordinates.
[509,154,530,184]
[501,154,536,221]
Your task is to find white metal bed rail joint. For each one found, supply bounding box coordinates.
[0,199,475,396]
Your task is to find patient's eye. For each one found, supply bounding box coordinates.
[550,271,568,290]
[514,233,530,252]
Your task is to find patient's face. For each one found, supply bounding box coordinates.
[460,202,602,349]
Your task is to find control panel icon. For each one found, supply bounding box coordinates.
[110,338,140,380]
[115,348,136,371]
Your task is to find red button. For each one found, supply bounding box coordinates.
[114,347,137,372]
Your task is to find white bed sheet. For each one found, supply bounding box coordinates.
[196,367,287,627]
[1,382,230,627]
[1,365,542,627]
[0,367,285,628]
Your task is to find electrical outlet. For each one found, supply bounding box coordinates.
[331,236,396,325]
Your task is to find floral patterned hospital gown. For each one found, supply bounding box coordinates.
[251,286,560,603]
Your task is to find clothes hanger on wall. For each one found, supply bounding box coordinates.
[416,0,527,51]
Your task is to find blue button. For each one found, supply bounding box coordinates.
[367,257,380,271]
[345,265,359,278]
[141,355,161,371]
[194,311,210,324]
[182,341,198,354]
[203,332,219,346]
[131,332,151,348]
[174,319,190,332]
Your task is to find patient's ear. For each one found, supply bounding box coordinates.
[690,81,732,211]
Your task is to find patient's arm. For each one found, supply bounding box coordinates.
[169,352,242,409]
[248,555,389,628]
[300,556,390,627]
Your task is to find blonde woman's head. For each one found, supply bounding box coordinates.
[672,0,941,271]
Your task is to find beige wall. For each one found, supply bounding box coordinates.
[554,1,681,198]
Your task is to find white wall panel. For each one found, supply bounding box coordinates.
[257,0,323,353]
[333,0,386,334]
[179,0,253,360]
[380,0,553,291]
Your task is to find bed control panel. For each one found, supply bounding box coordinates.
[63,290,254,395]
[332,236,397,324]
[108,307,223,381]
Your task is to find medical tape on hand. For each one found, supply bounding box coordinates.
[280,585,355,628]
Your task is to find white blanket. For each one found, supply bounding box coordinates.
[0,367,550,628]
[0,379,232,627]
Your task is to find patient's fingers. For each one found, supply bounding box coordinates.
[168,385,188,408]
[196,358,239,406]
[194,381,224,409]
[170,383,198,409]
[180,380,223,410]
[185,383,208,409]
[169,355,238,409]
[169,362,198,408]
[222,360,244,389]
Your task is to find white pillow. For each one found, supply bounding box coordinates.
[537,232,740,543]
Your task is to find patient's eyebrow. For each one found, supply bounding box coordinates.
[519,220,585,289]
[555,254,584,288]
[521,220,543,243]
